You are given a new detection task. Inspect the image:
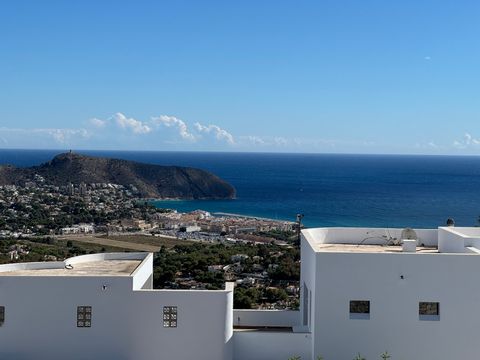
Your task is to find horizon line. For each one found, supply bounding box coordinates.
[1,147,480,158]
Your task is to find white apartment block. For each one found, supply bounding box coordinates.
[0,226,478,359]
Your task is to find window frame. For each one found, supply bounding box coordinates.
[349,300,370,320]
[419,301,440,321]
[0,306,5,326]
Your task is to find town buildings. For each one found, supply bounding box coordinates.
[1,225,477,359]
[0,183,294,241]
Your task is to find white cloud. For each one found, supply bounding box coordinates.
[194,122,235,144]
[243,136,285,146]
[152,115,196,141]
[468,133,480,145]
[242,136,266,145]
[0,112,401,153]
[243,136,335,148]
[113,113,152,134]
[0,127,90,146]
[414,140,442,151]
[273,137,287,146]
[240,135,290,147]
[89,118,107,128]
[42,128,90,143]
[453,132,480,149]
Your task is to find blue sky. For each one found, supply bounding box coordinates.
[1,0,480,154]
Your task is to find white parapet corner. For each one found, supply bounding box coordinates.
[465,247,480,255]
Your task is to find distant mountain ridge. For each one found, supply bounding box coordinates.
[0,152,236,200]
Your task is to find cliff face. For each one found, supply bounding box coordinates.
[0,153,236,200]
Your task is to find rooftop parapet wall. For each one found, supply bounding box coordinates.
[0,252,150,276]
[442,227,480,237]
[302,227,438,248]
[438,227,480,253]
[0,261,66,273]
[131,253,153,289]
[65,252,149,265]
[233,310,300,328]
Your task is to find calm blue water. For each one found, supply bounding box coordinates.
[2,149,480,228]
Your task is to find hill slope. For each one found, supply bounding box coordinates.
[0,152,236,199]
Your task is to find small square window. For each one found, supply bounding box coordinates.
[77,306,92,327]
[0,306,5,326]
[163,306,177,328]
[350,300,370,319]
[419,302,439,321]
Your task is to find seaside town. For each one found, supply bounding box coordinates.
[0,180,300,310]
[0,180,295,239]
[2,1,480,358]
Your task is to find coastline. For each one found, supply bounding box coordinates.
[142,196,237,202]
[212,212,293,223]
[150,199,295,224]
[3,150,480,229]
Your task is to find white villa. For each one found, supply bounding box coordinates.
[0,225,478,359]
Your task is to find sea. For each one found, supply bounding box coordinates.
[1,149,480,229]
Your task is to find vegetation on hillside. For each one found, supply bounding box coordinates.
[153,242,300,308]
[0,152,236,199]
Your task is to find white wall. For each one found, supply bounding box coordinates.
[444,227,480,237]
[65,252,148,265]
[132,253,153,290]
[233,331,311,360]
[438,227,466,253]
[312,251,480,360]
[0,261,65,272]
[225,283,234,360]
[129,288,233,360]
[0,276,135,360]
[300,232,317,334]
[438,227,480,253]
[0,256,234,360]
[233,310,300,327]
[303,227,438,247]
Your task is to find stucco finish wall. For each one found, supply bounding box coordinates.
[312,251,480,360]
[303,227,438,247]
[0,276,233,360]
[233,310,300,327]
[233,331,311,360]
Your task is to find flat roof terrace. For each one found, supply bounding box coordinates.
[0,260,142,276]
[0,253,149,277]
[316,244,438,254]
